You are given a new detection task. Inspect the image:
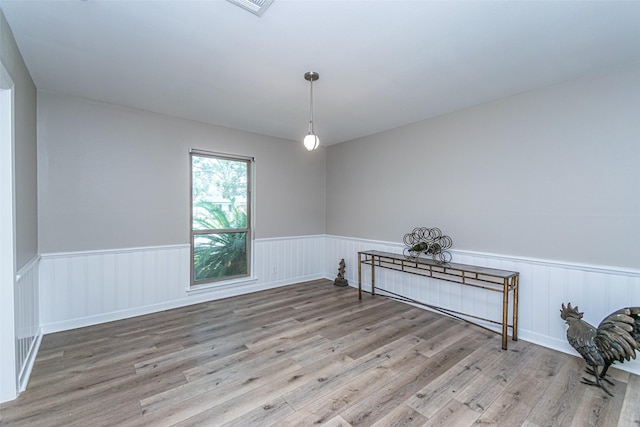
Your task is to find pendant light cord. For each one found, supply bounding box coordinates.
[302,71,319,151]
[309,78,314,133]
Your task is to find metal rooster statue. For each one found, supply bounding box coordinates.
[560,303,640,396]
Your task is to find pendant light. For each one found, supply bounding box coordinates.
[303,71,320,151]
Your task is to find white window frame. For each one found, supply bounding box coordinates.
[189,149,255,289]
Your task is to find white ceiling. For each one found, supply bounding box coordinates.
[2,0,640,146]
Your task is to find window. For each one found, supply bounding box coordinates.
[190,149,253,286]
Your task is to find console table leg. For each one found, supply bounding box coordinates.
[371,258,375,296]
[502,278,508,350]
[512,274,519,341]
[358,254,362,300]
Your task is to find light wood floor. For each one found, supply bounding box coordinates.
[1,279,638,426]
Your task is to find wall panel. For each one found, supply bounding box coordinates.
[39,236,325,333]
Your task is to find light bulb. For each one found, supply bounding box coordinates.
[303,133,319,151]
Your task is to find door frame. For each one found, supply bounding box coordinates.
[0,61,18,403]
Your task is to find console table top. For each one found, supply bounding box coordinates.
[358,250,519,279]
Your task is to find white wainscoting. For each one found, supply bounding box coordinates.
[15,255,41,393]
[39,236,326,334]
[324,235,640,376]
[37,234,640,376]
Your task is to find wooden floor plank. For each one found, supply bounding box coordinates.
[524,355,588,426]
[338,331,495,426]
[275,355,400,425]
[406,338,505,418]
[220,397,294,427]
[140,335,329,416]
[320,415,353,427]
[136,358,305,426]
[475,346,575,426]
[169,354,354,426]
[343,308,436,359]
[181,327,308,382]
[618,374,640,427]
[281,334,426,411]
[454,338,542,413]
[369,404,428,427]
[423,399,481,427]
[1,279,637,427]
[569,381,627,427]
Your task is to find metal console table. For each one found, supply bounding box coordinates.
[358,250,519,350]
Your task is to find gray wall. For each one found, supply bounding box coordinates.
[0,9,38,269]
[326,63,640,269]
[37,93,326,253]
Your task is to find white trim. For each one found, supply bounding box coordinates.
[16,254,40,281]
[0,61,17,403]
[451,248,640,277]
[256,234,326,243]
[37,235,327,258]
[39,236,640,278]
[187,275,259,294]
[189,148,255,162]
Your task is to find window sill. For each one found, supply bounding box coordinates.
[186,276,259,295]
